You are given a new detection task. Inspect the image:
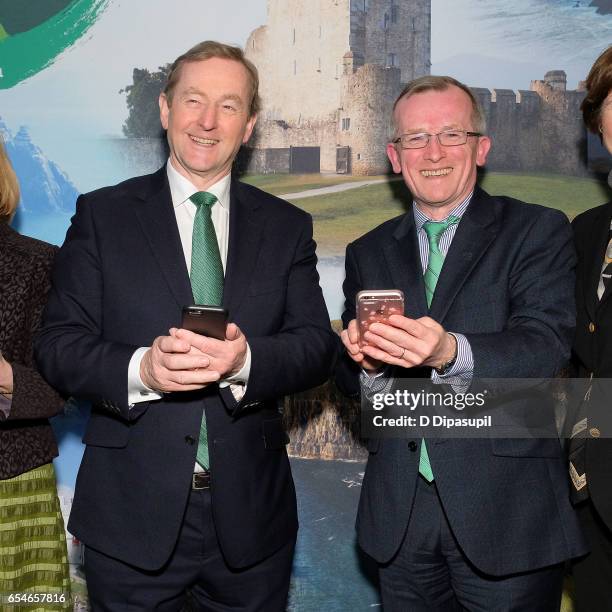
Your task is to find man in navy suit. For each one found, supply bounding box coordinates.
[35,41,335,611]
[337,76,586,611]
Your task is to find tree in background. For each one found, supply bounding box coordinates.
[120,65,170,138]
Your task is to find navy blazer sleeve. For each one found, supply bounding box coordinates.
[35,194,140,420]
[466,207,576,378]
[232,219,337,407]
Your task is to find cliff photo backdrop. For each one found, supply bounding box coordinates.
[1,1,611,609]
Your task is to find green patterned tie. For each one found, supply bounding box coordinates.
[190,191,224,469]
[190,191,223,306]
[419,215,459,481]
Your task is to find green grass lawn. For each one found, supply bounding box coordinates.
[259,172,610,256]
[242,173,388,195]
[479,172,609,220]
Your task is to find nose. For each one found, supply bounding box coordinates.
[424,134,445,162]
[198,104,217,130]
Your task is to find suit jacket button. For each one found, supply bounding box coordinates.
[408,441,418,452]
[185,435,196,445]
[589,428,601,438]
[589,322,596,333]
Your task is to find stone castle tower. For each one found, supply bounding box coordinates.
[245,0,431,175]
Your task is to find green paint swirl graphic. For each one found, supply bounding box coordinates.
[0,0,110,89]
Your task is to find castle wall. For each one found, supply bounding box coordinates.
[514,90,543,172]
[245,63,403,175]
[471,82,587,175]
[487,90,520,170]
[362,0,431,83]
[349,1,366,63]
[530,80,587,175]
[246,0,350,122]
[244,25,269,107]
[339,64,402,175]
[248,114,339,173]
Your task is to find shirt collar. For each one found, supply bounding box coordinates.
[166,160,231,210]
[413,190,474,232]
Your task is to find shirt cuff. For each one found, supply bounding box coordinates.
[219,343,251,402]
[431,333,473,391]
[0,393,11,419]
[127,347,163,406]
[220,343,251,386]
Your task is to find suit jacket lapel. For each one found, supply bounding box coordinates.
[133,167,194,309]
[429,187,498,322]
[222,179,265,317]
[385,213,428,318]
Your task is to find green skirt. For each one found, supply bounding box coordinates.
[0,463,71,610]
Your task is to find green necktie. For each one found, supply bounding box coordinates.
[190,191,224,469]
[419,215,459,481]
[190,191,223,306]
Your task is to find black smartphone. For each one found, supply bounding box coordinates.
[181,305,228,340]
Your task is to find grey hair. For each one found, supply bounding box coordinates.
[389,75,487,140]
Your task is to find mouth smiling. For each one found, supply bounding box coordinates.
[189,135,218,145]
[421,168,453,177]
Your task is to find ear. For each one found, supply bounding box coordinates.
[159,93,170,130]
[475,135,491,167]
[242,113,258,144]
[386,142,402,174]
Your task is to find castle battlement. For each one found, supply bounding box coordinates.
[468,75,587,174]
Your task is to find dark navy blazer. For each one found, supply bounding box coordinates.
[337,186,587,576]
[35,167,336,571]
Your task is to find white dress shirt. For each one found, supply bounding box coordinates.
[127,161,251,406]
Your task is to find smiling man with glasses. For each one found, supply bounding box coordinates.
[337,75,587,611]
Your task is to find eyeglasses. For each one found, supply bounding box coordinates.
[392,130,482,149]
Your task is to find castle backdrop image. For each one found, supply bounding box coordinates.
[1,1,611,610]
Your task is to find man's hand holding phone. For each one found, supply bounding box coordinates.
[360,315,456,371]
[343,290,456,371]
[172,323,247,379]
[341,319,384,372]
[139,306,248,393]
[139,331,218,393]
